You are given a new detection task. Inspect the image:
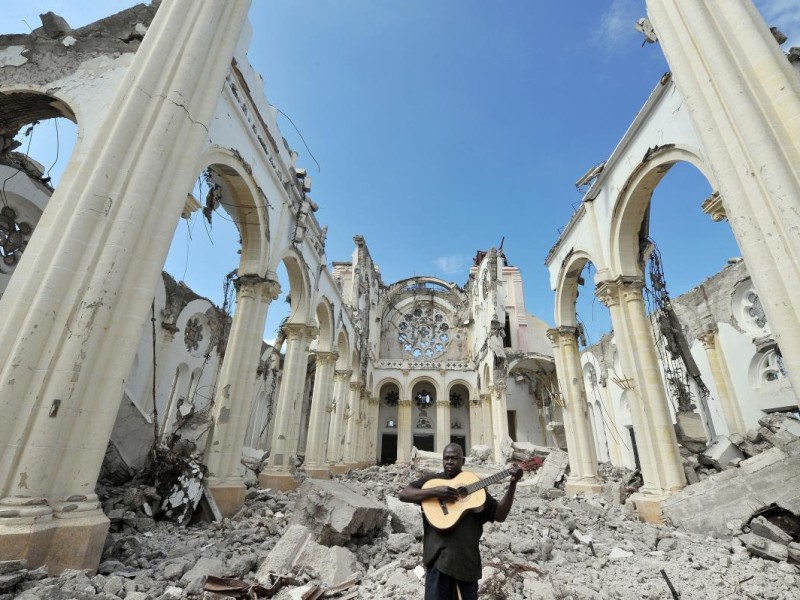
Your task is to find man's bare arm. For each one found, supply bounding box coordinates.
[494,464,523,522]
[399,485,459,504]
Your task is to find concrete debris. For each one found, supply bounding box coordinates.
[38,12,71,39]
[522,448,569,492]
[698,435,745,470]
[469,444,492,462]
[385,494,424,539]
[289,479,389,546]
[3,460,800,599]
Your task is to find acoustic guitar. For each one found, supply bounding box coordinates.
[420,457,543,531]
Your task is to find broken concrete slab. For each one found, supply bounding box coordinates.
[750,516,794,545]
[663,447,800,536]
[510,441,551,463]
[289,479,388,546]
[522,448,569,492]
[698,436,745,470]
[256,524,360,589]
[470,445,492,462]
[740,532,790,562]
[386,495,423,539]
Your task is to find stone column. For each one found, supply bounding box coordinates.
[0,0,250,572]
[469,395,481,449]
[325,370,351,468]
[303,352,338,479]
[343,382,364,469]
[698,329,746,435]
[489,383,510,462]
[597,278,685,521]
[207,276,280,515]
[647,0,800,403]
[479,393,492,447]
[547,327,601,495]
[260,323,314,491]
[366,396,380,465]
[396,399,413,463]
[435,399,451,452]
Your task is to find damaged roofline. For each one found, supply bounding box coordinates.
[543,73,673,268]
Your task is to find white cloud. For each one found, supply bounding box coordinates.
[755,0,800,47]
[433,254,467,276]
[595,0,640,49]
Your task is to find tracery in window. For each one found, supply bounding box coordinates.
[0,206,33,267]
[398,305,451,359]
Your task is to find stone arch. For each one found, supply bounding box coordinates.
[198,146,270,276]
[313,297,335,353]
[610,145,716,276]
[376,377,404,401]
[410,376,441,401]
[335,330,350,370]
[446,379,473,403]
[554,248,598,328]
[0,88,79,142]
[279,248,312,325]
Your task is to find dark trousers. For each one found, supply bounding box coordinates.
[425,565,479,600]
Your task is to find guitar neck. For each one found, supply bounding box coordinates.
[463,468,513,495]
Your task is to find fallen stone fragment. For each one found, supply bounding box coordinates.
[289,479,388,545]
[0,559,27,574]
[608,548,633,560]
[740,532,790,561]
[749,515,794,545]
[699,436,745,471]
[386,494,423,539]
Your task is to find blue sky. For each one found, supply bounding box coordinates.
[3,1,798,344]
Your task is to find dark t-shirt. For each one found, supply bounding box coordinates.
[409,471,498,582]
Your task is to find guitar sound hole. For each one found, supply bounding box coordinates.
[456,487,468,499]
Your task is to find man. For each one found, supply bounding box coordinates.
[399,443,522,600]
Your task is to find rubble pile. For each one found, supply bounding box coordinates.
[2,450,799,599]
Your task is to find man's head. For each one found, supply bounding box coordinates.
[442,443,465,477]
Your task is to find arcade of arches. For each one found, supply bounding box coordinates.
[0,0,799,575]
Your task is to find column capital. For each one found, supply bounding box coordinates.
[349,381,364,392]
[233,274,281,300]
[493,381,507,395]
[697,327,718,349]
[284,322,317,340]
[546,326,579,347]
[435,399,450,408]
[399,399,413,407]
[334,369,353,382]
[479,393,491,404]
[314,351,338,366]
[594,276,644,307]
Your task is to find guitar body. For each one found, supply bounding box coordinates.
[421,471,487,531]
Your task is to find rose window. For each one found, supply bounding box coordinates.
[449,392,464,408]
[384,389,399,407]
[398,306,451,359]
[0,206,33,267]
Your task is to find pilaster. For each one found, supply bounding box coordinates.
[489,382,509,463]
[325,370,351,469]
[435,399,451,452]
[342,382,364,468]
[698,328,746,435]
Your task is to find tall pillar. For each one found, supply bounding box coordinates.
[260,323,314,491]
[479,393,492,447]
[489,383,510,462]
[597,278,685,521]
[367,396,379,465]
[325,369,351,469]
[469,395,482,449]
[435,399,451,452]
[0,0,250,572]
[207,276,280,515]
[698,329,747,435]
[396,399,413,463]
[303,352,338,479]
[343,382,363,469]
[647,0,800,404]
[547,327,601,495]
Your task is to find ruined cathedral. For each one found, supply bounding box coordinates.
[1,0,800,581]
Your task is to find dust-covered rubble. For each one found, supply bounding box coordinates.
[3,450,800,600]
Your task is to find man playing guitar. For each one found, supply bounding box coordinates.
[399,443,523,600]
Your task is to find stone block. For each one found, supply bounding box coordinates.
[531,448,569,492]
[740,532,789,561]
[749,516,793,545]
[522,576,557,600]
[180,556,225,584]
[255,524,359,588]
[386,495,423,539]
[663,448,800,536]
[208,482,246,518]
[470,445,492,462]
[39,12,71,38]
[289,479,388,546]
[699,436,745,470]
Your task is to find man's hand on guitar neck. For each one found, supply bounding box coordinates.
[509,463,523,483]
